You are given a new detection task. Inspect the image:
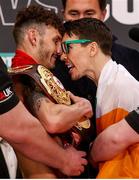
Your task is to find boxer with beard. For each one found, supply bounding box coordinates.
[10,5,93,178]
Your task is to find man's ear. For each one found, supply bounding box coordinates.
[27,28,37,46]
[61,9,66,22]
[90,42,98,57]
[101,9,107,21]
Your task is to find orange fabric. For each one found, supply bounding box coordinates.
[96,108,139,178]
[96,108,128,134]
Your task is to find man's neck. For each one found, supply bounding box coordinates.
[87,54,111,86]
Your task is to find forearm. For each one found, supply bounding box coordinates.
[90,129,125,163]
[39,100,92,133]
[0,101,67,170]
[25,90,92,133]
[11,133,68,171]
[90,119,139,163]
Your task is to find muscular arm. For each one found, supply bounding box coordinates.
[26,91,93,133]
[90,119,139,163]
[0,101,87,176]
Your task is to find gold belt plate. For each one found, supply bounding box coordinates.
[37,65,71,105]
[38,65,90,129]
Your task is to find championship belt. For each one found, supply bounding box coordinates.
[8,64,91,147]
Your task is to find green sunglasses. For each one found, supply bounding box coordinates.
[61,39,92,54]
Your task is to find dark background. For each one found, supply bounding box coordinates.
[0,0,139,65]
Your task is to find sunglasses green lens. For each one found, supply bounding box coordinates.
[61,42,69,53]
[61,39,92,54]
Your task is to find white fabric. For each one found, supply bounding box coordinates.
[0,138,17,179]
[96,59,139,118]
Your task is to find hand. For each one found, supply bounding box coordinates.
[60,146,88,176]
[68,91,93,119]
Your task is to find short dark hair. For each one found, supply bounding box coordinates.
[13,5,63,45]
[61,0,107,11]
[64,18,112,56]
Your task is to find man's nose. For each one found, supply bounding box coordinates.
[79,14,85,19]
[57,43,62,55]
[60,52,67,62]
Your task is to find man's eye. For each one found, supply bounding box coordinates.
[67,44,72,52]
[88,12,94,15]
[69,12,78,16]
[54,40,58,45]
[85,12,95,17]
[54,39,61,46]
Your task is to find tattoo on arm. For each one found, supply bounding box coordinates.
[25,91,46,117]
[33,92,44,114]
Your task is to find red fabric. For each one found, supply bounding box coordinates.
[12,50,37,67]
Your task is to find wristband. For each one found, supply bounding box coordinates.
[125,108,139,133]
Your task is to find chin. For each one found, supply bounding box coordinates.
[49,63,55,70]
[71,74,81,80]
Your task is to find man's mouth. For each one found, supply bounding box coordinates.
[52,54,58,60]
[67,63,73,69]
[51,54,58,65]
[65,61,74,71]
